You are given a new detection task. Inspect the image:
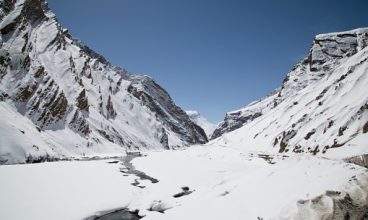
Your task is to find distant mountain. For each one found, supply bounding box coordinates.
[186,110,217,138]
[0,0,207,164]
[211,28,368,158]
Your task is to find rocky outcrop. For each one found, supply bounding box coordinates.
[23,77,68,129]
[344,154,368,168]
[68,109,90,136]
[295,190,368,220]
[76,89,89,112]
[211,111,262,139]
[127,76,208,145]
[106,95,116,120]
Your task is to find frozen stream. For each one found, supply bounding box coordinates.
[120,153,159,187]
[87,153,159,220]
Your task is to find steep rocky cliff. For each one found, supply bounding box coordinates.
[0,0,207,164]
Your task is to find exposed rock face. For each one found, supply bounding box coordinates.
[68,109,90,136]
[76,89,89,112]
[295,190,368,220]
[212,28,368,157]
[127,77,208,145]
[0,0,207,164]
[344,154,368,168]
[211,110,262,139]
[105,95,116,120]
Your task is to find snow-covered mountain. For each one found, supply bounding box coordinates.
[0,0,207,164]
[0,2,367,218]
[211,28,368,158]
[185,110,217,138]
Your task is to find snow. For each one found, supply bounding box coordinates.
[1,2,367,219]
[315,28,368,39]
[0,0,25,30]
[0,101,128,164]
[133,146,368,220]
[186,110,218,137]
[0,0,206,163]
[0,160,139,220]
[0,146,367,220]
[211,28,368,159]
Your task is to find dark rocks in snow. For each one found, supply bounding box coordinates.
[87,209,142,220]
[173,186,194,198]
[159,128,169,150]
[106,95,116,120]
[363,121,368,133]
[25,153,61,163]
[279,130,297,153]
[0,91,9,101]
[76,89,89,112]
[338,126,347,136]
[34,89,68,129]
[69,109,90,135]
[344,154,368,168]
[304,129,316,140]
[148,200,172,213]
[34,66,46,78]
[16,84,37,102]
[211,111,262,140]
[0,0,16,20]
[299,191,368,220]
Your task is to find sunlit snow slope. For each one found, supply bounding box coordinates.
[0,0,207,164]
[212,28,368,159]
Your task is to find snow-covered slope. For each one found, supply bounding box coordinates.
[211,28,368,158]
[1,147,367,220]
[0,0,207,164]
[186,110,217,138]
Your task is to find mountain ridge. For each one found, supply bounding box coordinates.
[0,0,207,164]
[210,27,368,159]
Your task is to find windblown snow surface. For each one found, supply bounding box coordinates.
[0,147,367,220]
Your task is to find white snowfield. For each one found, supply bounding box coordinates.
[0,146,367,220]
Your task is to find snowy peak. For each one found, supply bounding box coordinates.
[186,110,217,138]
[0,0,207,164]
[211,27,368,158]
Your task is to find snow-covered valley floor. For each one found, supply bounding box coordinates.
[0,146,367,220]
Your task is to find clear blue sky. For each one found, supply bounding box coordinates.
[47,0,368,123]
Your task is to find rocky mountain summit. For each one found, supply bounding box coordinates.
[212,28,368,158]
[0,0,207,164]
